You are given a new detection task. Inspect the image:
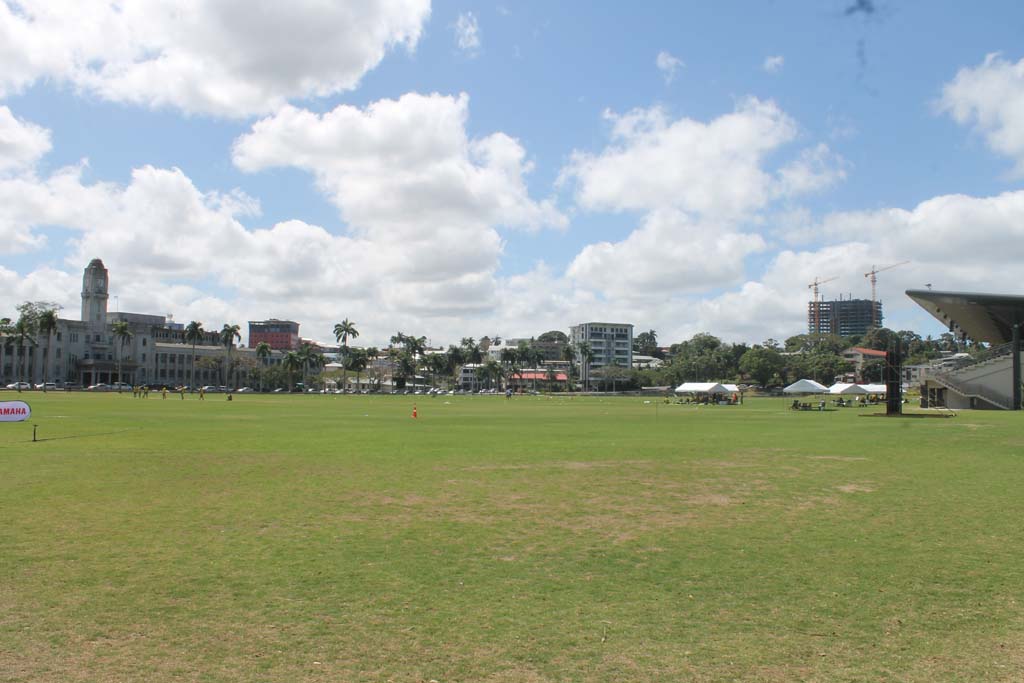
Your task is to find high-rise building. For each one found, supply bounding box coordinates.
[248,319,300,350]
[569,322,633,388]
[808,297,882,337]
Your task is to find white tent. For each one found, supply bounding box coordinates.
[828,382,869,395]
[721,383,741,393]
[783,379,828,394]
[674,382,728,394]
[861,383,887,394]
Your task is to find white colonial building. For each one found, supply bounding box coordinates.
[2,259,282,388]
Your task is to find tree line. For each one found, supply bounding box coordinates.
[3,300,979,392]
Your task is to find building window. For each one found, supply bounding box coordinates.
[142,338,147,346]
[56,332,62,341]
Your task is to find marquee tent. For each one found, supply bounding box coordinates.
[674,382,728,395]
[828,382,869,395]
[783,379,828,394]
[861,383,887,394]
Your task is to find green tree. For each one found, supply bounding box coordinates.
[738,345,785,387]
[185,321,205,390]
[282,351,302,390]
[445,344,465,388]
[634,329,659,356]
[333,319,359,392]
[365,347,380,392]
[37,308,59,390]
[344,347,368,392]
[576,341,594,391]
[10,316,37,390]
[111,320,133,390]
[255,342,272,392]
[561,343,577,391]
[537,330,568,343]
[461,337,483,364]
[219,323,241,388]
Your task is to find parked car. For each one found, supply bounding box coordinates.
[236,387,253,393]
[86,383,111,391]
[6,382,31,390]
[200,385,220,393]
[34,382,58,391]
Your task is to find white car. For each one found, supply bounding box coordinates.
[6,382,32,390]
[34,382,58,390]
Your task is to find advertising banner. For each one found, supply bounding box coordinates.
[0,401,31,422]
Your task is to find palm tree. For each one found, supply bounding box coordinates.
[445,344,465,389]
[282,351,302,390]
[11,317,37,391]
[461,337,483,364]
[185,321,204,390]
[37,308,59,391]
[345,347,368,392]
[307,350,326,392]
[255,342,271,392]
[576,341,594,392]
[294,343,315,391]
[561,343,577,392]
[365,347,380,392]
[333,319,359,392]
[112,320,133,391]
[219,323,241,388]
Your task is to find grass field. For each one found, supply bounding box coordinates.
[1,391,1023,682]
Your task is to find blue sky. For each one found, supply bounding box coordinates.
[3,1,1024,347]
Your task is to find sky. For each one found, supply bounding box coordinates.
[3,0,1024,348]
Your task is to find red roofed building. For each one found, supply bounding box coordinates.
[842,346,888,381]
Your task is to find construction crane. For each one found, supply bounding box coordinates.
[808,276,839,335]
[864,261,910,327]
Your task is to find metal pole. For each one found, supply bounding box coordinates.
[1013,323,1022,411]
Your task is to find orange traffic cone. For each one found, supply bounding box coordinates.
[412,404,418,419]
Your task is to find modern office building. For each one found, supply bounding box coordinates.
[248,319,300,351]
[569,322,633,389]
[808,297,882,337]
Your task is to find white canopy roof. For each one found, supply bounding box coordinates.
[721,383,740,393]
[674,382,728,394]
[783,379,829,394]
[861,383,887,394]
[828,382,869,395]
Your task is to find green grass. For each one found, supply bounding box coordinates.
[1,392,1023,681]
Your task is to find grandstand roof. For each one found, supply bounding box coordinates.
[906,289,1024,345]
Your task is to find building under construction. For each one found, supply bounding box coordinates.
[808,296,882,337]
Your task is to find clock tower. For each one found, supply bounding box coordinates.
[81,258,109,325]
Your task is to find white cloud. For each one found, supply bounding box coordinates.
[775,143,848,196]
[567,209,766,295]
[0,106,51,175]
[561,98,841,219]
[554,98,850,311]
[232,93,564,319]
[0,0,431,117]
[454,12,481,54]
[940,53,1024,172]
[762,55,785,73]
[656,51,683,84]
